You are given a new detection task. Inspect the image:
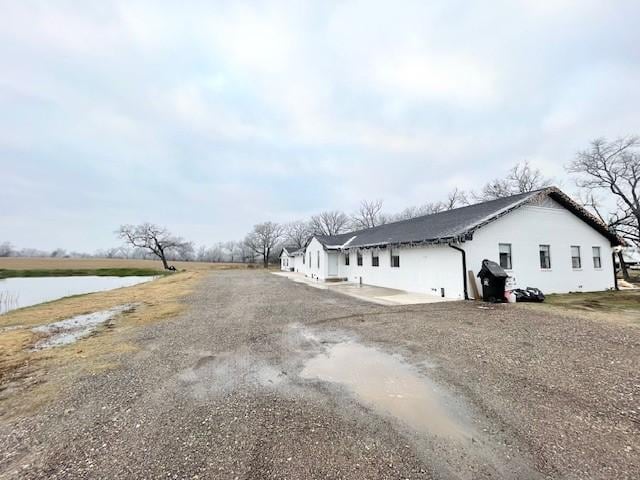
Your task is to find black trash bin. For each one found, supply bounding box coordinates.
[477,259,508,303]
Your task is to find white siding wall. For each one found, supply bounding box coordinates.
[464,203,615,295]
[293,255,304,272]
[304,238,328,280]
[340,245,465,299]
[280,255,293,271]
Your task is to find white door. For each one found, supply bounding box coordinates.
[328,253,339,276]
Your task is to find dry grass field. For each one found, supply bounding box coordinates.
[0,257,252,272]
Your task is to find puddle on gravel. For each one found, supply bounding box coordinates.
[31,304,136,349]
[300,340,474,441]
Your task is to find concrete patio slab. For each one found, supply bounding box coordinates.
[271,271,331,290]
[272,271,453,305]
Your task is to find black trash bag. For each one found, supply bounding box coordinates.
[525,287,545,302]
[512,287,545,303]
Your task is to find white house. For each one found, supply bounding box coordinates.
[298,187,622,299]
[279,245,304,272]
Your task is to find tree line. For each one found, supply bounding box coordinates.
[3,137,637,273]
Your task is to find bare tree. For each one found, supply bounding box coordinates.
[391,188,469,221]
[578,190,633,279]
[104,247,120,258]
[0,242,14,257]
[474,160,552,201]
[196,244,228,263]
[392,203,442,221]
[196,245,209,262]
[568,136,639,246]
[117,223,192,270]
[170,242,195,261]
[223,241,241,262]
[350,200,387,230]
[50,248,67,258]
[284,220,312,249]
[209,242,225,262]
[97,246,131,259]
[442,187,469,210]
[238,241,255,263]
[244,222,284,268]
[17,247,48,257]
[568,136,640,278]
[309,211,350,236]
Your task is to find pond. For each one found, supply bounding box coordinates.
[0,276,157,314]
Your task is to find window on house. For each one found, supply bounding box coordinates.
[571,246,581,269]
[539,245,551,269]
[499,243,512,269]
[317,251,320,268]
[345,253,350,266]
[372,252,379,267]
[357,251,363,266]
[592,246,602,268]
[390,249,400,268]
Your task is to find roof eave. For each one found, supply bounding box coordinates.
[342,234,470,250]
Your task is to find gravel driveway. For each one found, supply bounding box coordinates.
[1,270,638,479]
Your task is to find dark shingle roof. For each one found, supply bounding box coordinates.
[280,245,300,256]
[312,187,622,249]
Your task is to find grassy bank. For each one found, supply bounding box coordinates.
[0,270,203,417]
[0,268,168,279]
[545,289,640,312]
[523,288,640,327]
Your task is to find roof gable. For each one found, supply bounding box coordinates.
[279,245,299,257]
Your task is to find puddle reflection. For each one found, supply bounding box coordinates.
[301,340,473,441]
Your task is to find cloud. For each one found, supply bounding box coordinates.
[1,0,639,251]
[371,52,499,107]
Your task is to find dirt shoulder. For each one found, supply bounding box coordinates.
[1,270,638,479]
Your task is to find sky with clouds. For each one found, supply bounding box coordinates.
[1,0,639,251]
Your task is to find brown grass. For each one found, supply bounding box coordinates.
[0,257,253,272]
[522,289,640,327]
[0,270,204,418]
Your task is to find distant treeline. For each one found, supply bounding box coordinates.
[0,241,257,264]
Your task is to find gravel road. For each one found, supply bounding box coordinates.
[1,270,638,479]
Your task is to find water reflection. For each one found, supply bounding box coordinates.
[0,276,155,314]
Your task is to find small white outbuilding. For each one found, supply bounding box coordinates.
[298,187,623,299]
[279,245,304,272]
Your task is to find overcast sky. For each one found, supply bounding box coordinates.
[1,1,639,252]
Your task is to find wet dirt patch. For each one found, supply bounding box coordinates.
[294,326,544,479]
[31,304,137,349]
[300,339,474,441]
